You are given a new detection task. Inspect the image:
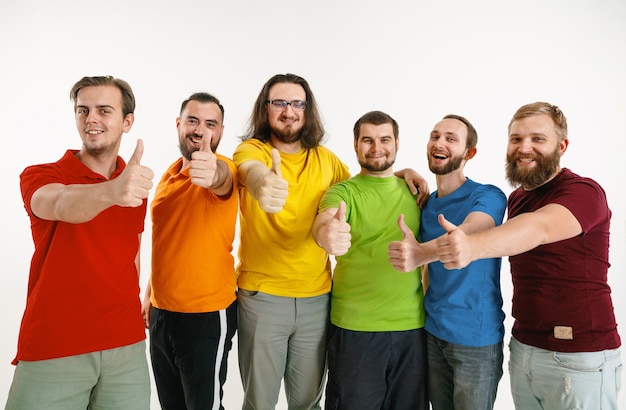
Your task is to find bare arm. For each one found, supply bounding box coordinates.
[30,139,154,223]
[389,211,497,272]
[436,203,582,269]
[394,168,430,208]
[141,278,152,329]
[312,202,351,256]
[237,149,288,213]
[188,137,233,196]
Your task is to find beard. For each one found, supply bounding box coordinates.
[358,156,395,173]
[84,141,117,157]
[271,125,302,144]
[179,134,217,160]
[428,153,464,175]
[506,146,561,190]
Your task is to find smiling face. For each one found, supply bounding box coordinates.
[177,100,224,160]
[426,118,471,175]
[74,85,133,157]
[506,114,567,190]
[355,122,398,176]
[267,82,306,146]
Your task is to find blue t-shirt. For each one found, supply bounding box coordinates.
[421,178,506,346]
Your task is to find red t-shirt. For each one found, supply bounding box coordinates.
[15,150,146,363]
[508,168,620,352]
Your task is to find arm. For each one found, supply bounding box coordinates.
[30,139,154,223]
[141,279,152,329]
[389,211,497,272]
[188,137,234,196]
[436,203,582,269]
[312,201,351,256]
[237,149,288,213]
[394,168,430,208]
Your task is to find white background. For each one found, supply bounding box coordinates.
[1,1,625,408]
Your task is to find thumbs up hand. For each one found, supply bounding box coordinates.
[388,214,423,272]
[114,139,154,207]
[257,148,289,213]
[189,133,219,188]
[435,214,472,270]
[315,201,352,256]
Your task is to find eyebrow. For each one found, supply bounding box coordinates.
[187,115,218,125]
[76,104,115,110]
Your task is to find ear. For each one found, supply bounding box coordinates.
[465,147,477,160]
[123,113,134,133]
[559,138,569,155]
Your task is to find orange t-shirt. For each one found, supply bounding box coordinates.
[150,155,238,312]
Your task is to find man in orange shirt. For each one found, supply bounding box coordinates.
[142,92,238,409]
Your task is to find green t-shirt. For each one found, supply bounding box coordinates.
[319,174,425,331]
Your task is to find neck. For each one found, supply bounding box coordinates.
[360,167,394,178]
[270,136,302,154]
[76,148,119,180]
[435,169,466,198]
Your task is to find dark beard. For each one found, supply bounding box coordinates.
[506,147,560,190]
[358,158,395,173]
[271,125,302,144]
[428,153,464,175]
[179,135,217,160]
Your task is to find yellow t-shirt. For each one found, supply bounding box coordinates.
[233,139,350,297]
[150,155,238,312]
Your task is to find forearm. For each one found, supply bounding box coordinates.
[31,182,119,223]
[209,160,234,196]
[238,161,269,199]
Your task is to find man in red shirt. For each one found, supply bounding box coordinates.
[6,76,154,409]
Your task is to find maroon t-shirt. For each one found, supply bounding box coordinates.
[508,168,620,352]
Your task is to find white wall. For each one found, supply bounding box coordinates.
[1,0,625,408]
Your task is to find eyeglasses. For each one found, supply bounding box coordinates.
[266,99,307,111]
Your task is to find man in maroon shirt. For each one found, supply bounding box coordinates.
[434,102,621,409]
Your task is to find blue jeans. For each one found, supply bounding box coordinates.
[427,331,504,410]
[509,336,622,409]
[237,290,328,410]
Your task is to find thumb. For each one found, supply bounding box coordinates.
[334,201,347,223]
[200,132,212,152]
[438,213,457,233]
[270,148,282,177]
[397,214,414,241]
[128,139,144,165]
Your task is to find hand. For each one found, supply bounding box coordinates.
[141,297,152,329]
[317,201,351,255]
[388,214,422,272]
[113,139,154,207]
[189,133,219,188]
[257,149,289,213]
[396,168,430,208]
[435,214,473,270]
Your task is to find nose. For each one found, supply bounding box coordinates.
[519,138,534,153]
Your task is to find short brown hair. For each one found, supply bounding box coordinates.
[70,75,135,117]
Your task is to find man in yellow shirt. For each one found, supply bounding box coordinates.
[233,73,429,409]
[142,92,238,409]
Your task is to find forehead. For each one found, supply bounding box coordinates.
[358,122,395,138]
[268,82,306,99]
[432,118,467,136]
[182,100,223,123]
[76,85,122,106]
[509,114,556,136]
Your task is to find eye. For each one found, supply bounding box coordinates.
[291,100,307,110]
[270,100,288,108]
